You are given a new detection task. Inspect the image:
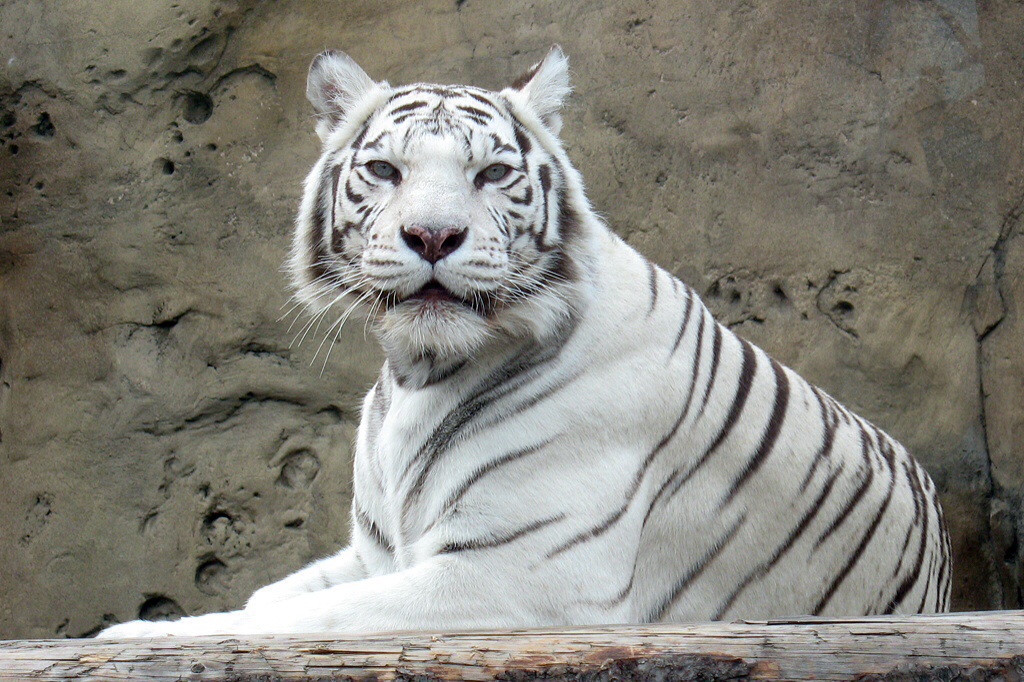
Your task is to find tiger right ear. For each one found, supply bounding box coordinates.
[507,46,571,134]
[306,50,380,140]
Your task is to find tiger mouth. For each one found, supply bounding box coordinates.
[409,280,461,304]
[392,279,496,316]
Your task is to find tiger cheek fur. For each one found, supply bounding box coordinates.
[97,47,950,639]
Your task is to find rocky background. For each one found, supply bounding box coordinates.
[1,0,1022,639]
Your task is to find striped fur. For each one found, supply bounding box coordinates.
[99,47,950,638]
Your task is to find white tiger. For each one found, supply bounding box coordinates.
[100,46,950,638]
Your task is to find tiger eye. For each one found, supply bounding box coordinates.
[368,160,400,181]
[478,163,511,184]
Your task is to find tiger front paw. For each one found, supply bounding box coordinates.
[96,611,247,638]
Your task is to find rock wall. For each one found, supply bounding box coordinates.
[1,0,1022,638]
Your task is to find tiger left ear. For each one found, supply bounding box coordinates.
[507,46,571,134]
[307,50,382,141]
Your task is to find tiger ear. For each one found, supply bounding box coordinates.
[307,50,381,140]
[507,46,571,134]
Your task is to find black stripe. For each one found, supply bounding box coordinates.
[798,388,839,492]
[915,550,937,614]
[434,440,552,528]
[439,514,564,554]
[883,461,930,613]
[720,359,790,506]
[671,340,758,493]
[474,371,581,434]
[695,323,723,418]
[390,100,428,116]
[513,120,532,154]
[646,261,659,315]
[344,177,364,204]
[649,338,758,516]
[466,89,500,110]
[813,449,897,615]
[306,161,338,284]
[537,165,553,245]
[402,340,570,513]
[509,182,533,205]
[490,133,516,154]
[813,429,875,549]
[646,513,747,622]
[713,461,843,619]
[354,505,394,554]
[457,104,493,120]
[670,288,696,355]
[362,131,385,150]
[350,125,370,149]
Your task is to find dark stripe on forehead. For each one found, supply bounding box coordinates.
[490,133,516,154]
[513,121,532,154]
[456,105,493,120]
[350,124,369,150]
[362,131,387,150]
[464,89,501,109]
[390,100,429,115]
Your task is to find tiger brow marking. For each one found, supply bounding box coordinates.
[389,100,429,116]
[490,133,516,154]
[812,450,897,615]
[512,120,533,154]
[349,124,370,150]
[646,512,748,622]
[438,513,565,554]
[465,89,500,109]
[362,131,387,150]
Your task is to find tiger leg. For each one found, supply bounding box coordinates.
[98,555,549,637]
[244,545,367,611]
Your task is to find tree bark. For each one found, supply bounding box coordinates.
[1,611,1022,681]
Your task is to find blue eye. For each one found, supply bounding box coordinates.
[367,160,400,181]
[477,163,511,185]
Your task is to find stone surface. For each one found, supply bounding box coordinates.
[0,0,1021,638]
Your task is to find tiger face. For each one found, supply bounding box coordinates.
[291,48,582,382]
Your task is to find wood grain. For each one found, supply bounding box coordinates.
[1,611,1022,681]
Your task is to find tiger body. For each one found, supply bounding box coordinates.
[99,47,950,638]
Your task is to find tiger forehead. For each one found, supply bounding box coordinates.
[356,85,522,159]
[380,85,510,125]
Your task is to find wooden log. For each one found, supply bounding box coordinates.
[1,611,1022,681]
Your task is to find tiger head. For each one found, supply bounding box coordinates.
[290,47,592,384]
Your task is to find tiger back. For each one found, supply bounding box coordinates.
[98,47,950,638]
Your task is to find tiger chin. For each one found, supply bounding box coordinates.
[99,47,951,638]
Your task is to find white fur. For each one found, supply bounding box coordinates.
[99,48,949,638]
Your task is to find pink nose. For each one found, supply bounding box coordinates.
[401,225,467,264]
